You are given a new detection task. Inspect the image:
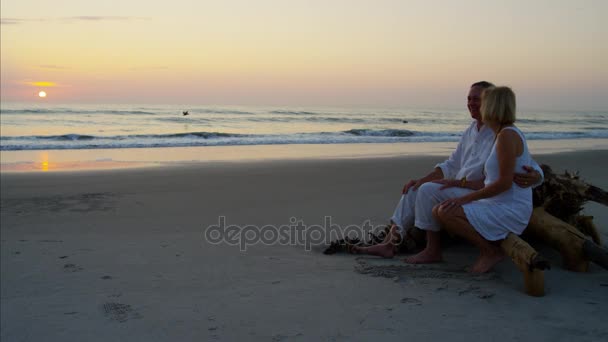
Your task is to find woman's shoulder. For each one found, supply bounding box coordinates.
[498,125,524,138]
[496,126,524,151]
[496,126,523,143]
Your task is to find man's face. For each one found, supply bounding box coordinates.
[467,86,484,121]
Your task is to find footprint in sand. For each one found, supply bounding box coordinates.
[400,297,422,305]
[457,285,495,299]
[101,302,142,323]
[273,333,304,341]
[63,263,83,272]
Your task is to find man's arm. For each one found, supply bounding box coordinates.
[403,123,470,194]
[435,132,466,180]
[402,167,444,194]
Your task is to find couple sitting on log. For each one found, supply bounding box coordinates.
[352,81,543,274]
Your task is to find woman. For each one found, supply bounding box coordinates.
[434,86,533,274]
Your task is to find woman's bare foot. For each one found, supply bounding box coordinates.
[469,249,505,274]
[404,248,442,264]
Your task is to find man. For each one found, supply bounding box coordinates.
[353,81,543,261]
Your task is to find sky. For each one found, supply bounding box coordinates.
[1,0,607,109]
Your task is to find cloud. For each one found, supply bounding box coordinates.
[64,16,148,22]
[129,66,170,71]
[38,65,69,70]
[22,81,58,87]
[0,16,149,25]
[1,18,32,25]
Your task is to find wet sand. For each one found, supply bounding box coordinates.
[1,150,607,341]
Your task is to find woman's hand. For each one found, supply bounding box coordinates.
[439,196,471,214]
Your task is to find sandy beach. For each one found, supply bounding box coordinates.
[1,150,607,341]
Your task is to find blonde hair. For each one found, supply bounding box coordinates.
[481,86,516,125]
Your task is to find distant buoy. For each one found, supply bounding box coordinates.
[402,120,408,123]
[183,111,189,116]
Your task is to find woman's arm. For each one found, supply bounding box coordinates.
[457,129,521,203]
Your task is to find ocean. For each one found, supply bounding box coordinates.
[1,103,607,151]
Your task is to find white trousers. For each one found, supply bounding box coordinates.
[390,182,473,234]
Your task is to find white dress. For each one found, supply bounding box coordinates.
[462,126,533,241]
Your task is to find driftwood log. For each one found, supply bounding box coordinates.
[324,164,608,295]
[531,165,608,271]
[500,233,550,296]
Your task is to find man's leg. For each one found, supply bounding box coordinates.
[352,190,418,258]
[405,230,442,263]
[404,182,472,264]
[351,224,401,258]
[390,190,417,234]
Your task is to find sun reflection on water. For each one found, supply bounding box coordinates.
[40,152,50,171]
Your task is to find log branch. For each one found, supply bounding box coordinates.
[575,215,602,245]
[585,185,608,207]
[527,208,608,271]
[583,240,608,270]
[500,233,549,296]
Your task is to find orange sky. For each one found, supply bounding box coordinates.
[1,0,606,109]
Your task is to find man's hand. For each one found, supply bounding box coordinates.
[402,179,424,194]
[513,165,540,188]
[402,168,444,194]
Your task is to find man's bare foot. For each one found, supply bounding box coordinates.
[347,244,361,254]
[352,243,395,258]
[403,249,442,264]
[469,250,505,274]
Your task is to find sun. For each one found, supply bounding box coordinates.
[38,91,47,98]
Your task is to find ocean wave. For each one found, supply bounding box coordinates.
[249,116,368,124]
[517,118,561,125]
[525,131,608,139]
[51,134,96,141]
[193,109,254,115]
[0,129,426,150]
[378,118,409,123]
[185,115,372,124]
[0,131,247,141]
[306,117,367,123]
[155,132,247,139]
[344,129,414,137]
[155,117,214,124]
[1,109,157,115]
[583,126,608,130]
[2,127,608,151]
[270,110,320,115]
[1,134,96,141]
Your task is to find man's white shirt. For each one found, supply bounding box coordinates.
[435,121,543,185]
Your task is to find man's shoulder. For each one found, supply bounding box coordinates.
[460,121,480,136]
[461,121,477,132]
[459,121,494,144]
